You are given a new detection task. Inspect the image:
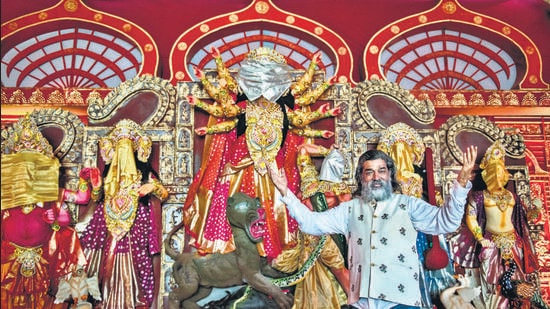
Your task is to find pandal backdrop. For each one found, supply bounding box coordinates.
[1,0,549,307]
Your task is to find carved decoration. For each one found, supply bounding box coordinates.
[541,92,550,106]
[1,89,7,103]
[9,89,26,104]
[469,93,485,105]
[351,79,435,129]
[450,93,467,106]
[87,75,177,127]
[48,90,65,104]
[29,89,46,104]
[67,89,84,105]
[86,90,104,106]
[438,114,525,165]
[521,92,537,106]
[30,108,85,163]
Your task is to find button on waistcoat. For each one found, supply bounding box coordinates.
[348,194,422,307]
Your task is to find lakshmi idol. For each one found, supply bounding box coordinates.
[79,119,168,309]
[1,114,98,308]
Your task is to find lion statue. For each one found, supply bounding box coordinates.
[165,192,294,309]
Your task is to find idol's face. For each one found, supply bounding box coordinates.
[361,159,392,202]
[483,163,509,192]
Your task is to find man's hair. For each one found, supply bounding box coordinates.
[353,149,401,197]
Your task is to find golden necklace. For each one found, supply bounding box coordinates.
[245,99,283,176]
[485,190,510,212]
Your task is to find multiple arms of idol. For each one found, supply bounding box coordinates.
[188,47,340,138]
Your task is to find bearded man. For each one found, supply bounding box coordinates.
[269,146,477,309]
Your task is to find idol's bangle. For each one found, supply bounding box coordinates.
[51,221,60,231]
[91,186,102,202]
[471,226,484,241]
[151,178,168,201]
[77,177,89,192]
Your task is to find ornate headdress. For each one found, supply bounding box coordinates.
[377,122,425,166]
[480,140,506,170]
[236,47,293,102]
[2,114,55,156]
[99,119,152,164]
[245,47,287,64]
[1,114,60,209]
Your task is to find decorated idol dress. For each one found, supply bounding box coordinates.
[80,119,168,308]
[1,115,88,309]
[183,47,333,260]
[273,147,350,308]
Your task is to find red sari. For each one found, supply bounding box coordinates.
[184,99,303,259]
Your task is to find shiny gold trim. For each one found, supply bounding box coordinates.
[438,114,525,165]
[88,75,177,126]
[490,231,516,260]
[351,79,435,129]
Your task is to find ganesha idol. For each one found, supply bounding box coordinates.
[1,114,100,309]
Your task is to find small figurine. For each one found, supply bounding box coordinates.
[55,266,102,308]
[439,274,480,309]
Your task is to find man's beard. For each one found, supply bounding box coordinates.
[361,178,392,202]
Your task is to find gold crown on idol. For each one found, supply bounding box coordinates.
[480,140,505,170]
[2,113,54,157]
[377,122,425,165]
[100,119,152,163]
[245,47,287,64]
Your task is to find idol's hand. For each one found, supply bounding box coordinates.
[312,51,321,64]
[298,143,322,155]
[137,183,155,197]
[321,130,334,139]
[194,127,207,136]
[192,66,204,79]
[43,209,56,224]
[478,238,493,248]
[210,46,221,58]
[317,102,341,117]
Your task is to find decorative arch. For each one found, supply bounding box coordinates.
[438,114,525,165]
[364,0,548,90]
[169,0,354,84]
[87,75,177,127]
[1,0,159,88]
[350,79,436,130]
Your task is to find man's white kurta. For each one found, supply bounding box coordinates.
[280,180,471,306]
